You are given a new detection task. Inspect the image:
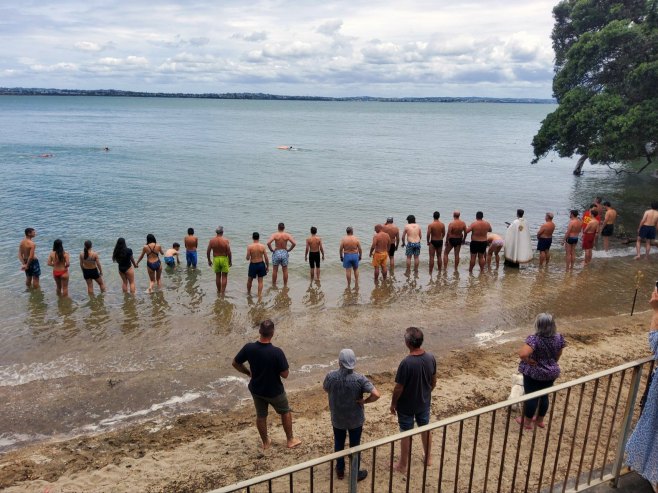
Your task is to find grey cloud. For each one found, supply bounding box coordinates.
[232,31,268,42]
[317,19,342,36]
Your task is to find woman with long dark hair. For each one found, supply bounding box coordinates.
[47,239,70,297]
[79,240,106,295]
[135,233,165,292]
[112,237,138,294]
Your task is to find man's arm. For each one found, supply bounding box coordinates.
[207,241,213,266]
[390,383,404,415]
[431,373,437,390]
[426,226,431,245]
[287,235,296,252]
[319,239,325,260]
[245,246,251,262]
[280,369,290,379]
[263,248,270,270]
[266,236,275,252]
[357,241,362,259]
[537,224,546,237]
[339,240,344,260]
[401,228,407,246]
[227,244,232,267]
[357,387,381,406]
[135,247,146,265]
[232,359,251,377]
[305,239,310,261]
[369,237,376,257]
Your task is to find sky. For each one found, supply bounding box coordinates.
[1,1,560,98]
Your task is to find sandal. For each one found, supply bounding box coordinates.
[515,416,533,430]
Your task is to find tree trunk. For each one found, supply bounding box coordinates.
[573,155,587,175]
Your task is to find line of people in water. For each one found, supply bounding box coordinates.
[16,200,658,297]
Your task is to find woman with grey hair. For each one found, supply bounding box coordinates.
[516,313,566,429]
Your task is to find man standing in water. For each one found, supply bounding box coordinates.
[426,211,445,276]
[466,211,491,273]
[232,319,302,450]
[390,327,436,474]
[184,228,198,269]
[635,202,658,260]
[564,210,582,270]
[369,224,390,282]
[537,213,556,267]
[304,226,325,282]
[267,223,296,287]
[443,211,467,270]
[246,232,269,298]
[401,215,422,273]
[207,226,232,295]
[382,217,400,271]
[582,209,599,265]
[18,228,40,289]
[601,202,617,252]
[339,227,362,288]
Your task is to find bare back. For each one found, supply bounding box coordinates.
[372,231,391,253]
[247,243,267,263]
[566,219,582,237]
[403,224,422,243]
[383,224,400,245]
[269,232,295,251]
[340,235,361,254]
[447,219,467,239]
[604,208,617,225]
[584,218,599,234]
[19,239,36,264]
[306,236,322,253]
[468,220,491,241]
[537,221,555,238]
[184,235,198,251]
[640,209,658,228]
[427,221,445,241]
[208,236,230,257]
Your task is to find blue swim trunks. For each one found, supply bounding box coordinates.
[248,261,268,278]
[185,250,197,267]
[342,253,359,269]
[25,259,41,278]
[164,256,176,267]
[537,237,552,251]
[405,242,421,257]
[272,249,289,267]
[639,225,656,240]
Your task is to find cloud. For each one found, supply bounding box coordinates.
[232,31,268,42]
[317,20,342,36]
[74,41,104,52]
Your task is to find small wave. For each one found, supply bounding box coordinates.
[208,375,248,388]
[0,432,49,451]
[592,247,638,258]
[0,357,89,387]
[474,330,508,345]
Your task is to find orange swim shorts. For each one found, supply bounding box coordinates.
[372,251,388,267]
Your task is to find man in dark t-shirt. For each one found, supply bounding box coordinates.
[390,326,437,474]
[232,319,302,449]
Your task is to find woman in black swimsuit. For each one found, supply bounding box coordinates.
[112,237,138,294]
[80,240,106,295]
[135,233,165,292]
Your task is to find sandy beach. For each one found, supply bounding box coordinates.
[1,309,653,493]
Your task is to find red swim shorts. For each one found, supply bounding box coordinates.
[582,232,595,250]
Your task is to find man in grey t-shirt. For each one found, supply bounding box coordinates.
[324,349,380,481]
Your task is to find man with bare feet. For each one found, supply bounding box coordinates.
[635,202,658,260]
[601,202,617,252]
[184,228,198,269]
[304,227,325,281]
[564,210,582,270]
[537,213,556,267]
[369,224,390,282]
[382,217,400,271]
[426,211,445,276]
[232,319,302,450]
[339,227,362,288]
[267,223,296,287]
[246,232,269,298]
[401,215,422,273]
[443,211,467,270]
[18,228,40,289]
[206,226,232,295]
[466,211,492,273]
[582,209,599,265]
[390,327,436,474]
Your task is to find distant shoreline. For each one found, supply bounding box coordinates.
[0,87,555,104]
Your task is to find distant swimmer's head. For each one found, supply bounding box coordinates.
[310,226,317,234]
[386,217,394,224]
[146,233,156,244]
[517,209,524,218]
[259,319,275,338]
[216,226,224,235]
[278,222,285,231]
[346,226,353,235]
[546,212,554,220]
[570,209,579,218]
[103,147,110,151]
[173,242,180,250]
[476,211,484,220]
[375,224,382,233]
[253,232,260,240]
[433,211,440,220]
[406,215,416,224]
[188,228,194,235]
[453,210,460,218]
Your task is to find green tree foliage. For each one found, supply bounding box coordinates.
[532,0,658,174]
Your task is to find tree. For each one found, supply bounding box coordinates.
[532,0,658,175]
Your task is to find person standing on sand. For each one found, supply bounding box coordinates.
[582,209,599,265]
[466,211,492,273]
[537,213,556,267]
[232,319,302,450]
[426,211,445,276]
[635,202,658,260]
[324,348,380,482]
[564,210,582,270]
[601,202,617,252]
[18,228,40,289]
[304,226,325,281]
[339,227,362,288]
[443,211,466,270]
[207,227,232,295]
[390,327,436,474]
[80,240,106,295]
[401,215,422,273]
[382,217,400,271]
[267,223,296,287]
[246,232,269,298]
[369,224,390,282]
[184,228,198,269]
[47,239,70,297]
[135,234,165,292]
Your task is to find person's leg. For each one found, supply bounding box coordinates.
[127,269,136,294]
[221,273,228,295]
[257,277,264,298]
[539,250,545,266]
[272,265,279,285]
[585,249,592,264]
[256,416,270,448]
[316,266,321,281]
[353,267,359,286]
[546,249,551,265]
[521,374,545,424]
[416,410,432,466]
[333,427,347,474]
[478,252,485,271]
[281,411,301,448]
[282,266,288,286]
[603,236,609,251]
[494,249,500,269]
[454,245,461,269]
[247,276,253,295]
[469,253,476,273]
[96,276,106,293]
[374,266,379,282]
[486,249,493,269]
[635,237,642,259]
[345,268,351,287]
[394,413,413,472]
[147,267,155,292]
[436,248,443,271]
[382,263,387,280]
[413,254,419,271]
[442,244,451,269]
[428,245,435,275]
[119,271,128,292]
[348,426,364,471]
[61,273,69,297]
[54,275,62,296]
[215,273,221,292]
[156,265,162,288]
[405,255,411,271]
[85,278,94,295]
[646,239,652,257]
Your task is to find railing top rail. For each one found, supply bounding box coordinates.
[209,355,653,493]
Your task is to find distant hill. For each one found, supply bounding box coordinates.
[0,87,555,104]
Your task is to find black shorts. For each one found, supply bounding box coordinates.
[248,261,267,278]
[82,268,100,280]
[430,239,444,249]
[388,244,397,257]
[537,237,552,252]
[601,224,614,237]
[448,237,462,247]
[470,240,487,254]
[309,251,321,268]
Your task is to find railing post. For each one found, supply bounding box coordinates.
[610,365,644,487]
[349,452,359,493]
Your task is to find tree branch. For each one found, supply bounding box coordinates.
[603,152,653,175]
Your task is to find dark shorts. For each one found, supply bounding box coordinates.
[82,268,100,280]
[448,237,462,247]
[309,251,321,268]
[252,392,290,418]
[430,239,444,249]
[537,237,553,252]
[25,259,41,278]
[639,225,656,240]
[398,408,430,432]
[566,237,579,245]
[470,240,487,254]
[248,261,267,279]
[388,244,397,257]
[601,224,614,237]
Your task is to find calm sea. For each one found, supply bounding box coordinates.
[0,96,656,450]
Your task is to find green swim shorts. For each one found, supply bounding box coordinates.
[213,256,230,274]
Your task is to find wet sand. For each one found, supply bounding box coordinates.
[1,309,654,493]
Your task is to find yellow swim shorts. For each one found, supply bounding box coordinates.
[213,256,230,274]
[372,251,388,267]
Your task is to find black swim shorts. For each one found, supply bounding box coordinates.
[430,239,444,249]
[308,251,321,268]
[448,237,462,247]
[470,240,487,254]
[388,244,397,257]
[601,224,614,237]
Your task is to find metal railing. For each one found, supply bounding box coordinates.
[211,356,654,493]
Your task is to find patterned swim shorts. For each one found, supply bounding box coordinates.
[272,249,289,267]
[405,242,421,257]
